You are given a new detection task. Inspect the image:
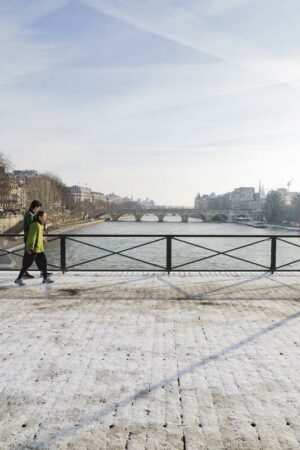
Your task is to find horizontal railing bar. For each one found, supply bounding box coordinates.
[1,267,299,273]
[1,268,299,272]
[0,268,282,272]
[59,269,168,272]
[47,235,269,239]
[168,269,269,272]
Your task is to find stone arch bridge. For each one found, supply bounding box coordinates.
[97,208,255,223]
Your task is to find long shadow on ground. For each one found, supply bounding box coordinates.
[27,307,300,449]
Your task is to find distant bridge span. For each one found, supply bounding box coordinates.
[96,208,255,222]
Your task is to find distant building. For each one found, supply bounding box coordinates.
[194,191,228,209]
[91,191,106,203]
[69,185,92,203]
[137,197,155,208]
[194,193,201,209]
[231,187,255,202]
[1,173,28,210]
[68,187,132,206]
[195,185,265,213]
[13,170,39,178]
[105,193,124,204]
[9,176,25,209]
[259,180,266,198]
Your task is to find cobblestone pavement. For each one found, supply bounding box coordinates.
[0,272,299,450]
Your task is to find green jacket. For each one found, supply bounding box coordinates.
[26,221,44,253]
[23,210,35,243]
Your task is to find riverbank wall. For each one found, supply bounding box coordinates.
[236,221,300,232]
[0,213,104,236]
[47,218,104,234]
[1,218,104,255]
[0,216,23,234]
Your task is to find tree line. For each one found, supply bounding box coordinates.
[0,152,139,219]
[1,152,299,225]
[264,190,300,225]
[0,152,106,217]
[0,153,11,205]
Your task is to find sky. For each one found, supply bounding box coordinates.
[1,0,300,205]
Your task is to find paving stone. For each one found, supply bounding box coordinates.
[0,272,299,450]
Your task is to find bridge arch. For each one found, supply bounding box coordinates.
[211,214,228,223]
[235,214,250,222]
[164,213,183,222]
[116,213,138,221]
[188,213,207,222]
[97,213,113,221]
[139,213,159,222]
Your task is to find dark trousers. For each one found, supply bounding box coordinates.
[22,237,33,274]
[18,252,47,279]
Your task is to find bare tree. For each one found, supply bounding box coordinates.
[0,153,12,208]
[289,193,300,226]
[25,172,68,212]
[264,191,286,224]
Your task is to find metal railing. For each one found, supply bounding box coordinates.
[1,234,300,273]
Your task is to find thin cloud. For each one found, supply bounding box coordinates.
[0,0,299,203]
[86,0,300,87]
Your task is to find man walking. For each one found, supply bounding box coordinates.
[22,200,42,279]
[15,211,54,285]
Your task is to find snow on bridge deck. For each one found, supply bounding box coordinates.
[0,272,299,450]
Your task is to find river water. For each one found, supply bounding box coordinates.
[2,217,300,271]
[47,216,300,272]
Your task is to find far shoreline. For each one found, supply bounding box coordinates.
[47,217,105,234]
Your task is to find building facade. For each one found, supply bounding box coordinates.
[69,185,92,203]
[195,186,265,213]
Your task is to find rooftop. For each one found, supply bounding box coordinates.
[0,272,299,449]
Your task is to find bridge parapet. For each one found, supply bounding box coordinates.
[98,208,257,222]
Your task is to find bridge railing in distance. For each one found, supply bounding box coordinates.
[1,234,300,274]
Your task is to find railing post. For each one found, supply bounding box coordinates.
[166,236,172,274]
[60,236,66,274]
[270,236,277,274]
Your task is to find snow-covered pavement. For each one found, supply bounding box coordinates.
[0,272,299,450]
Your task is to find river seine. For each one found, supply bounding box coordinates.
[46,216,300,272]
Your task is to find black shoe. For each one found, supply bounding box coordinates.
[43,278,54,284]
[22,272,34,279]
[40,272,53,277]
